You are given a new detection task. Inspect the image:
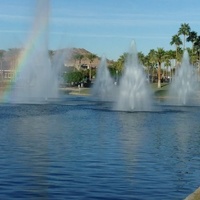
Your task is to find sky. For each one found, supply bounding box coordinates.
[0,0,200,61]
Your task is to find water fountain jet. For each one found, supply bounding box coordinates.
[8,0,65,103]
[169,50,198,105]
[114,40,152,111]
[91,55,116,101]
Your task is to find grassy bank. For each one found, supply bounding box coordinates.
[150,83,170,98]
[60,83,171,97]
[59,87,91,96]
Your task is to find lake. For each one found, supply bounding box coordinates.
[0,96,199,199]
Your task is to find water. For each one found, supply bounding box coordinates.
[9,0,65,103]
[1,1,199,198]
[115,41,152,111]
[0,97,199,200]
[91,55,115,101]
[169,50,198,105]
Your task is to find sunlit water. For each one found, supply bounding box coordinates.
[0,96,200,200]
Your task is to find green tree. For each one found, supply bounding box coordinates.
[178,23,191,50]
[142,55,152,78]
[187,31,197,49]
[165,50,176,77]
[117,53,128,72]
[154,48,166,88]
[170,34,182,66]
[63,71,84,84]
[147,49,157,79]
[193,36,200,65]
[187,31,198,64]
[110,53,126,81]
[164,58,171,78]
[166,50,176,60]
[137,52,145,65]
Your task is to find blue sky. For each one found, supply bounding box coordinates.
[0,0,200,60]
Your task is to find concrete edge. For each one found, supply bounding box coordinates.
[184,187,200,200]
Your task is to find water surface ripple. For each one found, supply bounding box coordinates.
[0,98,200,199]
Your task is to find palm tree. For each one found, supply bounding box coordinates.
[112,53,128,77]
[137,52,145,65]
[87,53,97,80]
[178,23,191,50]
[146,49,157,81]
[187,31,197,64]
[166,50,176,59]
[147,49,157,82]
[155,48,166,88]
[143,55,152,80]
[164,59,171,79]
[170,34,182,66]
[187,31,197,49]
[193,36,200,66]
[165,50,176,78]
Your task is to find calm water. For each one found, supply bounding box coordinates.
[0,96,200,200]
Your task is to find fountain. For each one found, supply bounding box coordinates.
[169,50,198,105]
[114,40,152,111]
[91,55,116,101]
[8,0,65,103]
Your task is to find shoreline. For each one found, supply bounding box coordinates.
[59,87,91,96]
[184,187,200,200]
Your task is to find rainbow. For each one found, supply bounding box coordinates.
[0,9,49,103]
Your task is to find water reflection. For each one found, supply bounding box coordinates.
[2,109,53,198]
[0,102,200,199]
[117,107,200,199]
